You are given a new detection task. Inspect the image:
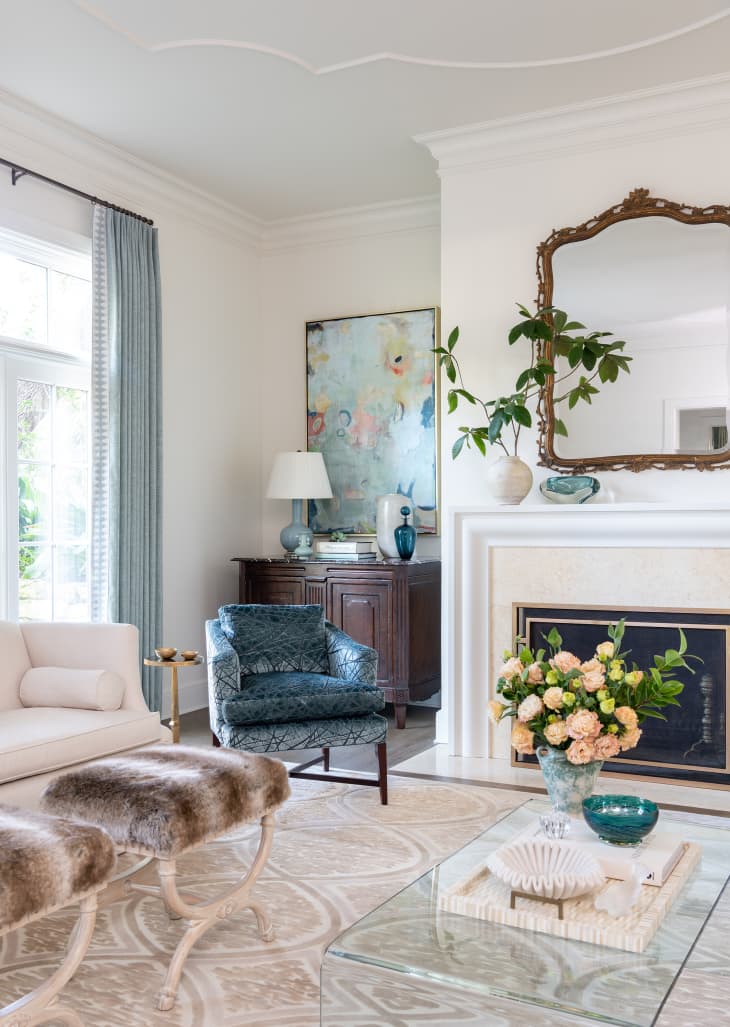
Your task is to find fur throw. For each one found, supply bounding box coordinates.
[41,745,291,859]
[0,804,115,933]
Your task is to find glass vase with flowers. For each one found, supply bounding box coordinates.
[489,620,696,813]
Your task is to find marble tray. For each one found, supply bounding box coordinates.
[439,842,701,953]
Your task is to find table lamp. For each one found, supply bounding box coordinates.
[266,450,333,553]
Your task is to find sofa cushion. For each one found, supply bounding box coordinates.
[0,708,165,785]
[219,604,328,676]
[0,622,30,712]
[220,672,385,726]
[19,667,125,711]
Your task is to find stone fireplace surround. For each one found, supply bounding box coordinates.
[430,503,730,805]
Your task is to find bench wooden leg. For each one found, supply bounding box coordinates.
[0,894,98,1027]
[145,812,276,1012]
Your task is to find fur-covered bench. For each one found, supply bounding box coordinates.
[42,745,291,1012]
[0,804,116,1027]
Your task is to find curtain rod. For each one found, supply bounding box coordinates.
[0,156,154,226]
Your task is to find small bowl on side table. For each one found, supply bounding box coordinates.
[582,794,659,846]
[154,646,177,661]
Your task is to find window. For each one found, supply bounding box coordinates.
[0,226,92,621]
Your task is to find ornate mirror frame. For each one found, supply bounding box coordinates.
[536,188,730,472]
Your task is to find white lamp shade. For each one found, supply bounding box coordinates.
[266,451,333,499]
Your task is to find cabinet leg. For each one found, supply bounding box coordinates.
[394,704,407,730]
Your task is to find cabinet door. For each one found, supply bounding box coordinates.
[328,579,394,686]
[248,572,305,605]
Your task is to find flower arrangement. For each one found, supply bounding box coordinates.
[490,620,695,765]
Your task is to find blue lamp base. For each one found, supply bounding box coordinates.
[280,498,311,553]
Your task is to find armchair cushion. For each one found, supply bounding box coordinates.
[221,672,385,726]
[219,604,328,676]
[20,668,125,712]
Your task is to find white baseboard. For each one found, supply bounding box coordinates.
[159,672,208,720]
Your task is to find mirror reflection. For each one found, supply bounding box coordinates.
[551,217,730,459]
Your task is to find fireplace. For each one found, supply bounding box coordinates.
[514,605,729,787]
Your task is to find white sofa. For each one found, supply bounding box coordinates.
[0,620,171,807]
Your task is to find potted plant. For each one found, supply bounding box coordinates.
[433,304,632,504]
[490,619,695,813]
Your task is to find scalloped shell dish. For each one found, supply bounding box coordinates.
[486,839,605,900]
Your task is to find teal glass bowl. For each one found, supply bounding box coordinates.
[582,795,659,846]
[539,475,600,504]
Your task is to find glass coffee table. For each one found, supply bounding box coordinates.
[321,799,730,1026]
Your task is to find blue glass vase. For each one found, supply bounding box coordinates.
[394,506,416,560]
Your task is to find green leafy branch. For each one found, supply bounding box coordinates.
[433,304,632,458]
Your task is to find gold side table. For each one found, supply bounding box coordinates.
[144,656,202,743]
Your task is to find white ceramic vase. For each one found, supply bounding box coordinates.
[486,455,533,505]
[376,493,414,558]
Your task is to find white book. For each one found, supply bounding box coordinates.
[511,818,687,887]
[315,541,375,554]
[314,552,377,560]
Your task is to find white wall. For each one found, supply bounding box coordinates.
[259,207,441,556]
[426,78,730,509]
[0,95,263,714]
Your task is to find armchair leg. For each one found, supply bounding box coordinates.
[376,741,388,805]
[211,732,221,748]
[322,747,330,772]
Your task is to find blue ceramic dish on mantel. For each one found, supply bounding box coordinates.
[539,475,600,504]
[582,794,659,846]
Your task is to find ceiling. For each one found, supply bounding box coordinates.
[1,1,730,221]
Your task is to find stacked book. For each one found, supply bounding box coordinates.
[314,540,377,560]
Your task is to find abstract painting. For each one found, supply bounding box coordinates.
[306,308,438,535]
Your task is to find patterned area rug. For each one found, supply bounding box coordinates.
[0,776,522,1027]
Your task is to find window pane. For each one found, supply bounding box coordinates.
[0,253,47,344]
[18,462,51,542]
[49,270,91,357]
[18,545,51,621]
[55,386,88,463]
[54,467,87,540]
[54,545,88,621]
[17,380,51,460]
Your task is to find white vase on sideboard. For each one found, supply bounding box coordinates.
[376,494,414,557]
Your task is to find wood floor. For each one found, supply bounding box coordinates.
[177,703,438,772]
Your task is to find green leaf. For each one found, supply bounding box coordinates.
[515,369,531,391]
[488,411,505,444]
[533,369,545,386]
[563,321,585,331]
[473,433,487,456]
[508,324,526,344]
[512,405,532,427]
[582,350,597,371]
[545,626,563,649]
[452,435,466,459]
[446,361,457,384]
[568,344,583,369]
[552,309,567,332]
[568,389,580,410]
[447,326,459,351]
[447,391,458,414]
[554,417,568,437]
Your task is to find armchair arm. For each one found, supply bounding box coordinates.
[325,621,378,685]
[206,619,241,736]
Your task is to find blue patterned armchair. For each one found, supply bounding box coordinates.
[206,604,388,802]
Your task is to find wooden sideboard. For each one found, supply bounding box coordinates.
[231,556,441,728]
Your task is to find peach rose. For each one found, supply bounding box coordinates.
[526,662,544,684]
[517,694,544,723]
[566,708,602,740]
[619,726,643,752]
[543,686,564,710]
[593,733,621,759]
[614,706,638,728]
[566,739,596,765]
[551,651,581,674]
[579,658,606,693]
[543,720,569,746]
[499,656,524,680]
[596,641,614,660]
[511,722,535,755]
[488,700,506,724]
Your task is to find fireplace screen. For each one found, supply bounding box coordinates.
[513,606,729,788]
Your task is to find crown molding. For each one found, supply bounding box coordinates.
[0,88,264,247]
[260,194,440,253]
[416,72,730,172]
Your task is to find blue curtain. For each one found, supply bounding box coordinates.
[91,206,163,711]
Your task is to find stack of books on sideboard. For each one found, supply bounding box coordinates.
[314,540,377,560]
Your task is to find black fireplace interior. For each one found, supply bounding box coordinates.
[514,606,728,787]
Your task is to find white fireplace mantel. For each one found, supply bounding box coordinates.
[439,502,730,757]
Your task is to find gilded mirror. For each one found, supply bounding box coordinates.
[536,188,730,472]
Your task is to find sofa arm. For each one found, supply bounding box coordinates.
[206,620,241,736]
[325,622,378,685]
